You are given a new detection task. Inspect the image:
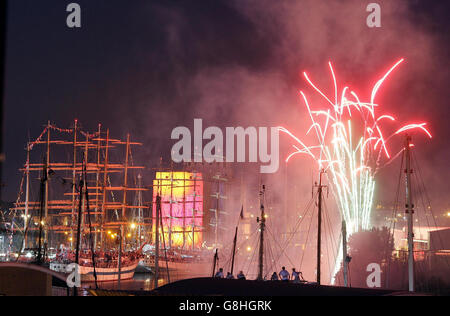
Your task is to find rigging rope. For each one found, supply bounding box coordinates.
[300,202,317,271]
[412,150,450,269]
[385,150,404,287]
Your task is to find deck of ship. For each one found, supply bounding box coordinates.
[89,277,416,296]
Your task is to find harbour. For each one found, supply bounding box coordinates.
[0,0,449,301]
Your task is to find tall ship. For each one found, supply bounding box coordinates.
[138,160,234,277]
[5,120,236,283]
[9,120,148,282]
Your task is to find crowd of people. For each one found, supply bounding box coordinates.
[214,268,247,280]
[54,249,142,268]
[214,266,306,283]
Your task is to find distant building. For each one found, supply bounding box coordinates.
[152,171,204,249]
[429,228,450,281]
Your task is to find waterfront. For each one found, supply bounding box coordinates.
[81,271,204,294]
[1,0,450,299]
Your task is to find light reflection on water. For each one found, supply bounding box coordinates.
[81,271,207,293]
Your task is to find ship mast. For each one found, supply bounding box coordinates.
[405,135,415,292]
[23,143,30,250]
[212,248,218,277]
[215,179,220,246]
[44,121,50,250]
[121,134,130,252]
[192,172,197,251]
[342,220,348,287]
[230,225,238,276]
[36,159,47,264]
[231,206,243,275]
[154,194,161,289]
[136,174,143,248]
[71,119,78,250]
[316,169,325,285]
[13,120,148,256]
[257,184,266,280]
[74,160,84,296]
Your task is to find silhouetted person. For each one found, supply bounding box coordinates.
[237,271,246,280]
[279,266,290,282]
[271,272,279,281]
[292,268,301,283]
[215,268,224,278]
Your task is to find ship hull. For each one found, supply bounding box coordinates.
[80,262,139,282]
[50,261,139,282]
[139,258,210,276]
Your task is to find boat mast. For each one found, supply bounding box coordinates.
[316,169,325,285]
[23,143,30,250]
[36,158,47,264]
[13,123,146,259]
[71,119,78,250]
[118,226,123,290]
[83,158,98,288]
[121,134,130,252]
[230,225,238,276]
[212,248,218,277]
[342,220,348,287]
[74,170,84,266]
[74,161,84,297]
[137,174,143,248]
[44,121,50,250]
[215,179,219,247]
[405,135,415,292]
[100,129,110,248]
[257,185,266,280]
[94,124,101,248]
[192,172,197,251]
[154,194,161,289]
[80,133,89,245]
[169,162,174,249]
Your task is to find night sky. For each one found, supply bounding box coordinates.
[3,0,450,217]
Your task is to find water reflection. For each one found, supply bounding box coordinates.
[81,271,206,293]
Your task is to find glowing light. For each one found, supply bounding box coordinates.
[153,172,204,248]
[282,59,432,285]
[130,223,136,229]
[280,59,431,236]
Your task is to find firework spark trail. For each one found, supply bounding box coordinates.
[279,59,432,237]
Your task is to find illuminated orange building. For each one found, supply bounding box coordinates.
[152,172,203,249]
